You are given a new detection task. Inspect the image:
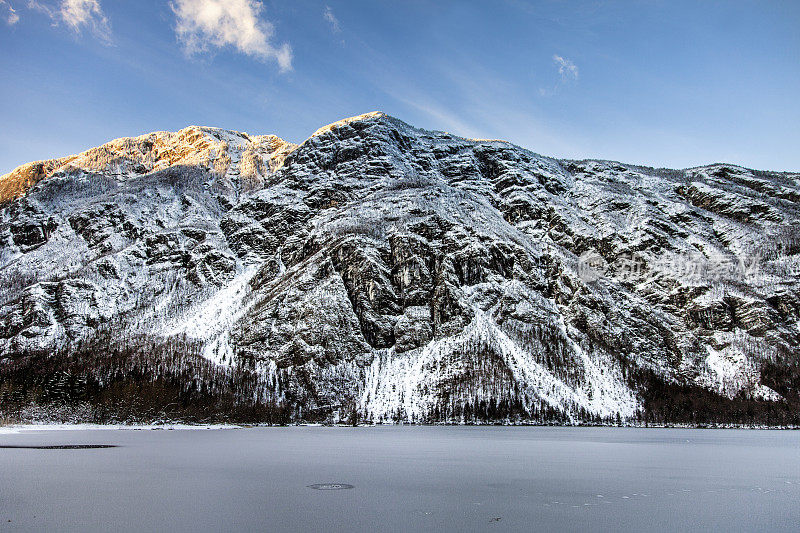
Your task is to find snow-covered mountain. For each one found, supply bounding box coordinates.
[1,112,798,424]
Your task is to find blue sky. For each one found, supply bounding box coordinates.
[1,0,798,175]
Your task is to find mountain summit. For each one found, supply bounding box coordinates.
[1,113,798,425]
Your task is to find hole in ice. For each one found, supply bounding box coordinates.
[307,483,354,490]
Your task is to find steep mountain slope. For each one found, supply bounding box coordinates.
[1,112,798,424]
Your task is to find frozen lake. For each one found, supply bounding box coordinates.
[1,426,798,532]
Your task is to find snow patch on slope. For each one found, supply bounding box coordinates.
[161,265,259,365]
[361,311,638,422]
[700,344,781,401]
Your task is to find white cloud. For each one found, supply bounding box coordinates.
[61,0,106,31]
[540,54,579,96]
[171,0,292,71]
[1,1,19,25]
[323,5,339,33]
[26,1,53,18]
[553,54,578,81]
[61,0,110,40]
[26,0,111,41]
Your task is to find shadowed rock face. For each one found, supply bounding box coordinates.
[1,113,799,423]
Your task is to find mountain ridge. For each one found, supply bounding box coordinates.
[5,111,795,204]
[1,112,798,425]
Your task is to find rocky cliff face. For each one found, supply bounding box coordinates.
[1,112,798,424]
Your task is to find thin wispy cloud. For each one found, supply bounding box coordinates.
[170,0,292,71]
[1,0,19,25]
[553,54,578,81]
[376,57,575,152]
[26,1,54,19]
[324,5,340,33]
[61,0,110,41]
[391,92,483,139]
[539,54,579,96]
[27,0,112,42]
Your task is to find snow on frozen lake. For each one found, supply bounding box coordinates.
[0,426,798,532]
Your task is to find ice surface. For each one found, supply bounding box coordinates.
[0,427,798,532]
